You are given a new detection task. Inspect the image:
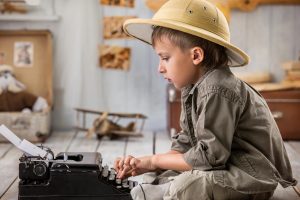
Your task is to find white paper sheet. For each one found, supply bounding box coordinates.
[0,124,22,146]
[0,124,53,159]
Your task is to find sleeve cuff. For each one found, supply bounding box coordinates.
[170,134,191,153]
[182,145,213,171]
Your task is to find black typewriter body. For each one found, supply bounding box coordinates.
[18,151,136,200]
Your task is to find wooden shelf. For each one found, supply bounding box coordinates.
[0,14,60,21]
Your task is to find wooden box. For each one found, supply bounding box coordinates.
[0,30,53,142]
[260,89,300,140]
[167,84,300,140]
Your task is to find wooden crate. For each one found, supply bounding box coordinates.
[0,30,53,142]
[167,84,300,140]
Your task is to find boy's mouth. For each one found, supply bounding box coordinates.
[164,77,172,83]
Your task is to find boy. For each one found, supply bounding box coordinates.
[114,0,297,199]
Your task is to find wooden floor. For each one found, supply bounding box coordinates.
[0,131,299,200]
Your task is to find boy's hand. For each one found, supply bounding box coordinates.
[114,155,157,179]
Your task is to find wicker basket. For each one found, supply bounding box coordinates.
[0,30,53,143]
[0,111,51,143]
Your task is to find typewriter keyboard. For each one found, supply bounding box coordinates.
[100,165,138,193]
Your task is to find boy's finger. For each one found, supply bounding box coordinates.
[124,155,134,165]
[118,165,132,179]
[129,157,138,169]
[131,170,137,177]
[118,158,125,171]
[114,157,121,170]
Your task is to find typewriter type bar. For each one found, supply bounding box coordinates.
[18,152,137,200]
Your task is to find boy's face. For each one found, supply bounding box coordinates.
[154,37,203,89]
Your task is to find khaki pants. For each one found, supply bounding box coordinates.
[131,170,274,200]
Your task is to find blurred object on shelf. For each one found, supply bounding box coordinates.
[282,59,300,81]
[0,1,27,14]
[100,0,135,8]
[280,57,300,89]
[234,71,271,84]
[99,45,131,71]
[0,0,41,14]
[103,16,136,39]
[251,82,297,92]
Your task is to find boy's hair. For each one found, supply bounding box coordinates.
[151,26,229,70]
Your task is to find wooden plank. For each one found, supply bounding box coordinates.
[100,4,128,114]
[125,131,154,157]
[154,131,171,154]
[67,131,100,152]
[0,179,18,200]
[289,141,300,156]
[0,144,12,159]
[0,131,76,200]
[96,137,127,168]
[271,184,299,200]
[286,141,300,197]
[269,5,295,82]
[74,108,147,118]
[294,5,300,59]
[270,142,300,199]
[284,142,300,182]
[43,131,77,154]
[245,5,271,74]
[230,10,247,54]
[0,147,22,198]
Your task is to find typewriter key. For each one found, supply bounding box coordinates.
[129,181,134,189]
[122,179,129,188]
[102,165,109,178]
[129,180,138,189]
[116,178,122,185]
[116,185,122,189]
[108,173,116,181]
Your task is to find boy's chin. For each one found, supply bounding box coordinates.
[173,83,185,90]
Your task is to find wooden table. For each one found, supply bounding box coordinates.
[0,131,299,199]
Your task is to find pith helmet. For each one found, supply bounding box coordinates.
[123,0,249,67]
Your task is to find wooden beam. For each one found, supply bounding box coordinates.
[145,0,300,21]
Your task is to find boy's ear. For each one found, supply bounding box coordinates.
[191,47,204,65]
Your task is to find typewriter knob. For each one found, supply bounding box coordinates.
[33,163,47,177]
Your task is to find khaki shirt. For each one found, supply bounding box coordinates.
[171,66,297,194]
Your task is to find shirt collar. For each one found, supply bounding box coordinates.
[187,68,215,95]
[180,69,213,100]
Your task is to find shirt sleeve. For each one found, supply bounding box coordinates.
[170,101,193,153]
[183,91,242,170]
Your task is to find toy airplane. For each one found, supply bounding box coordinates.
[74,108,147,139]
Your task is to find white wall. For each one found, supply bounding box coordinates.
[0,0,299,132]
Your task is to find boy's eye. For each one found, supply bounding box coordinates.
[162,57,169,61]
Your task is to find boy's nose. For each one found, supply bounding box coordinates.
[158,63,166,74]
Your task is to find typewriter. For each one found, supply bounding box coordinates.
[18,146,137,200]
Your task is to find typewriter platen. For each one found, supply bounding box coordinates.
[18,147,137,200]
